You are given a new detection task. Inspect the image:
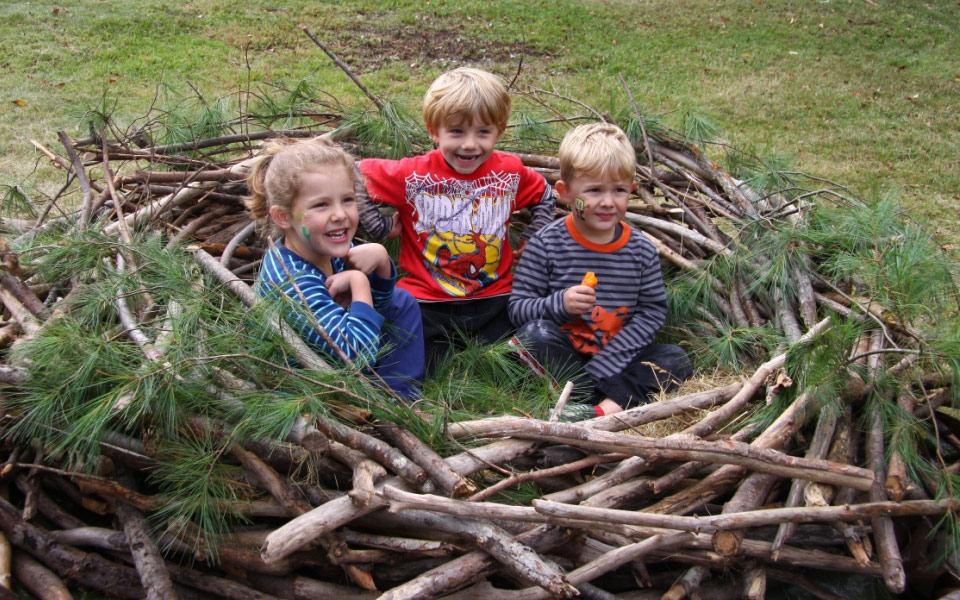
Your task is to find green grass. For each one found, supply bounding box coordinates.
[2,0,959,244]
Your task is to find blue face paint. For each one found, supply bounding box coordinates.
[301,225,311,241]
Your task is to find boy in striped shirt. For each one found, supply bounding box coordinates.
[509,123,692,419]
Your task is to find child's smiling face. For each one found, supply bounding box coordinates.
[430,119,502,175]
[271,166,358,271]
[558,172,635,244]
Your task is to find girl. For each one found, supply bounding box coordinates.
[246,138,424,400]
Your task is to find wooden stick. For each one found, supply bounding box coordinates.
[771,406,838,558]
[446,417,874,491]
[0,496,144,599]
[549,381,576,422]
[0,530,9,591]
[662,565,710,600]
[711,468,780,557]
[377,422,476,498]
[116,470,179,600]
[317,418,428,489]
[742,562,766,600]
[865,332,906,595]
[190,247,330,371]
[11,553,72,600]
[301,26,384,110]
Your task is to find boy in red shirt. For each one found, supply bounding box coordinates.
[357,67,555,367]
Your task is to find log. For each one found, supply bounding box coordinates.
[246,572,379,600]
[865,332,907,595]
[0,530,8,590]
[742,562,766,600]
[662,565,710,600]
[317,418,428,489]
[546,321,829,506]
[0,496,144,599]
[450,417,873,491]
[534,498,957,533]
[377,422,475,497]
[771,406,838,558]
[116,485,179,600]
[12,553,73,600]
[711,469,780,557]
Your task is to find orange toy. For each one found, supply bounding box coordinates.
[581,272,598,288]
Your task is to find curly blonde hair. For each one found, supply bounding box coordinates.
[422,67,511,134]
[245,137,355,237]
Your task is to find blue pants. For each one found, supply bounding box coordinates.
[515,319,692,409]
[375,289,425,400]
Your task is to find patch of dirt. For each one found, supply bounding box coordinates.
[332,15,550,73]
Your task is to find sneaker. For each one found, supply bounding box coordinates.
[559,402,596,422]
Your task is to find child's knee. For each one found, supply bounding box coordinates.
[390,289,421,320]
[658,344,693,382]
[515,319,565,346]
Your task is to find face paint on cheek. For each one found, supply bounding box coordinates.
[301,225,311,241]
[574,197,585,221]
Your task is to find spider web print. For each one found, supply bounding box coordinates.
[405,171,520,238]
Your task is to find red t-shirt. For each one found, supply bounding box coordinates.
[360,150,547,301]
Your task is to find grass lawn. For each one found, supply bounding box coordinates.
[2,0,958,244]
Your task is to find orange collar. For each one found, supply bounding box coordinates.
[565,214,631,252]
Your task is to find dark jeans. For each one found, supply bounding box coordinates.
[419,295,513,372]
[515,319,693,409]
[375,289,425,400]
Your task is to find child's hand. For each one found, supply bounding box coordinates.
[514,238,528,260]
[346,244,392,278]
[325,270,373,308]
[563,285,596,316]
[387,212,402,239]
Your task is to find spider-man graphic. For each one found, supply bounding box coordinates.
[432,232,493,295]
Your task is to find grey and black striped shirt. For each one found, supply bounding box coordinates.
[508,215,667,382]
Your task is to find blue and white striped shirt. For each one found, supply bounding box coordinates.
[256,242,395,366]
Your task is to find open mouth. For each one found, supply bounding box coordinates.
[456,153,481,163]
[325,228,349,242]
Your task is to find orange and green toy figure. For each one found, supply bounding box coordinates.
[581,271,598,288]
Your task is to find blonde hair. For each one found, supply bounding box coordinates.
[245,137,355,236]
[558,122,636,184]
[422,67,511,133]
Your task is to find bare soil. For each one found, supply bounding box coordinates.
[332,15,549,73]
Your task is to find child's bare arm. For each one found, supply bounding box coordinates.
[325,270,373,308]
[346,244,393,278]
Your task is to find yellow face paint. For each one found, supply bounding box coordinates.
[295,211,307,221]
[573,197,585,220]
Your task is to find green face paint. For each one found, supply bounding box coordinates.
[301,225,311,241]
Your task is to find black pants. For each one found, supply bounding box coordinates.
[515,319,693,409]
[419,295,513,372]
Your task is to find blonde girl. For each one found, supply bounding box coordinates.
[247,138,424,399]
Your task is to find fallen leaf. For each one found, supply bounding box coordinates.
[108,78,117,83]
[56,82,65,88]
[12,99,26,106]
[52,7,60,14]
[942,243,955,251]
